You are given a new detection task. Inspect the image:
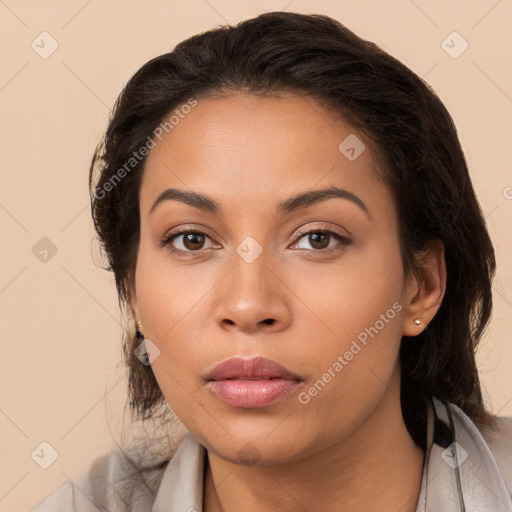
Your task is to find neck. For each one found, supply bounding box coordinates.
[203,376,425,512]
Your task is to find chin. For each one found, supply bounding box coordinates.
[199,423,313,465]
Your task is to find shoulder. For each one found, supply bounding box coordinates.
[28,450,170,512]
[479,414,512,493]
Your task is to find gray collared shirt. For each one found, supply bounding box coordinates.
[29,396,512,511]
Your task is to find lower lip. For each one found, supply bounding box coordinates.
[207,378,301,408]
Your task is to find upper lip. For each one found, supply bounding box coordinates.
[206,356,303,381]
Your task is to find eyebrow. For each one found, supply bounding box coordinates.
[149,185,371,219]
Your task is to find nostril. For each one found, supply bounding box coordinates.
[263,318,275,325]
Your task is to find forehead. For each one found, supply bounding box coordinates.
[140,92,390,220]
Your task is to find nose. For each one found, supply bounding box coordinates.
[213,246,292,335]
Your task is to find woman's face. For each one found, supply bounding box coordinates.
[130,92,420,463]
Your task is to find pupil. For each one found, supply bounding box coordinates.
[310,233,328,249]
[185,233,204,250]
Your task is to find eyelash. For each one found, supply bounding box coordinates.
[158,226,351,258]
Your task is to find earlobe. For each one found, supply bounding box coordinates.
[402,240,446,336]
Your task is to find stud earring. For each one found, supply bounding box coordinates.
[414,319,421,325]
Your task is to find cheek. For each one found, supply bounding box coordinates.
[135,239,216,341]
[290,240,405,410]
[133,247,222,420]
[295,235,404,347]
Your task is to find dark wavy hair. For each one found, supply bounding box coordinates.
[89,11,498,472]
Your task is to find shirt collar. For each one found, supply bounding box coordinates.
[152,396,512,512]
[151,430,206,512]
[420,396,512,511]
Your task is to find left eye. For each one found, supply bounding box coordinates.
[291,229,350,252]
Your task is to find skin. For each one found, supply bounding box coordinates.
[129,92,446,512]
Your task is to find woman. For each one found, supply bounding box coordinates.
[30,11,512,512]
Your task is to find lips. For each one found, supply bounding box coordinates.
[205,356,304,408]
[205,356,303,382]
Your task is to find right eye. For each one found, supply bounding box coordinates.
[159,229,219,257]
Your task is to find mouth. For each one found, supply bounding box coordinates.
[217,376,289,381]
[207,377,302,408]
[205,356,303,408]
[205,355,303,381]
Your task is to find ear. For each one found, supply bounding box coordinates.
[402,239,446,336]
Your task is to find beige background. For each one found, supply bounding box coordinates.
[0,0,511,510]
